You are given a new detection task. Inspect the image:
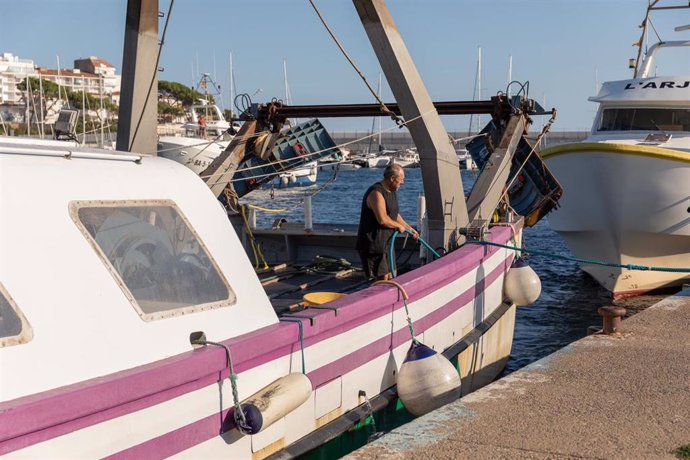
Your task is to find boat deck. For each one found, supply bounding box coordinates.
[259,264,371,315]
[234,220,423,316]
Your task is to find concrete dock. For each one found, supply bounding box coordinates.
[348,289,690,459]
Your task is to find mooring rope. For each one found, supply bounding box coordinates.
[240,204,269,271]
[188,336,251,433]
[372,279,416,342]
[462,240,690,273]
[278,318,306,374]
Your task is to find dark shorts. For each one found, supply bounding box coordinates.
[359,251,390,279]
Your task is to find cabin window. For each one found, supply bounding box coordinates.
[0,283,33,347]
[598,108,690,132]
[71,200,235,321]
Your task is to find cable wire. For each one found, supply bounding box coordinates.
[307,0,404,126]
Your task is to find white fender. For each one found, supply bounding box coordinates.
[397,341,461,417]
[236,373,312,434]
[504,257,542,306]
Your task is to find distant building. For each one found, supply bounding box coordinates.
[74,56,121,95]
[0,52,121,106]
[0,52,37,105]
[0,52,122,127]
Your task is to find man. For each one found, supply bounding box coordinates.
[198,114,207,138]
[356,163,418,280]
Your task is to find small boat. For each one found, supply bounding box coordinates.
[318,147,362,171]
[542,1,690,298]
[457,148,477,170]
[362,151,391,168]
[390,148,420,168]
[274,160,318,187]
[317,161,362,171]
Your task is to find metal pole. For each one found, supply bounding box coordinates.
[304,195,313,231]
[116,0,159,154]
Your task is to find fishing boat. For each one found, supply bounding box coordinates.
[541,0,690,298]
[0,1,558,458]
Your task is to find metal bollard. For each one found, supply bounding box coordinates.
[597,306,627,335]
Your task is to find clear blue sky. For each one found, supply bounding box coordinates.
[2,0,690,133]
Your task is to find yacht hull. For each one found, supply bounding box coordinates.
[544,142,690,298]
[158,135,227,174]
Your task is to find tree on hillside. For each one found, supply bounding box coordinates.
[17,77,60,99]
[159,80,213,106]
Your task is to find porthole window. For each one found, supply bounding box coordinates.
[71,200,235,321]
[0,283,33,347]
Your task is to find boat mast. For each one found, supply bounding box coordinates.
[477,47,482,132]
[377,73,382,150]
[507,54,512,97]
[467,46,481,136]
[229,52,235,119]
[116,0,159,154]
[353,0,470,250]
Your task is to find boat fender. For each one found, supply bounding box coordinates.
[397,341,461,417]
[503,256,542,306]
[235,373,312,435]
[280,176,289,187]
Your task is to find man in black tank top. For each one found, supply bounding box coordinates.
[356,163,418,280]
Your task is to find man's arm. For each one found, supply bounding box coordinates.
[396,214,419,239]
[367,190,406,233]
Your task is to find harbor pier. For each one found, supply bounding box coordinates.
[349,288,690,459]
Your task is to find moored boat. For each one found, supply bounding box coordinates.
[542,1,690,298]
[0,136,522,458]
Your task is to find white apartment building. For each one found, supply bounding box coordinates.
[0,52,37,104]
[0,53,121,106]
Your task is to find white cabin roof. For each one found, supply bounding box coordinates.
[590,76,690,104]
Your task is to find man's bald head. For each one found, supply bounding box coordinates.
[383,163,404,179]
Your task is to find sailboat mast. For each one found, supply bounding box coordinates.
[507,54,512,97]
[377,73,382,149]
[467,46,481,135]
[56,55,64,108]
[38,72,45,138]
[283,59,290,104]
[229,52,234,117]
[477,47,482,133]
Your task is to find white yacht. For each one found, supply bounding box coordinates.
[390,148,420,168]
[542,1,690,298]
[158,102,235,174]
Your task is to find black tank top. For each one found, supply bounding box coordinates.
[356,181,400,254]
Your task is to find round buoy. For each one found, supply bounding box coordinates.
[280,176,289,187]
[397,341,461,417]
[289,174,297,184]
[503,257,541,306]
